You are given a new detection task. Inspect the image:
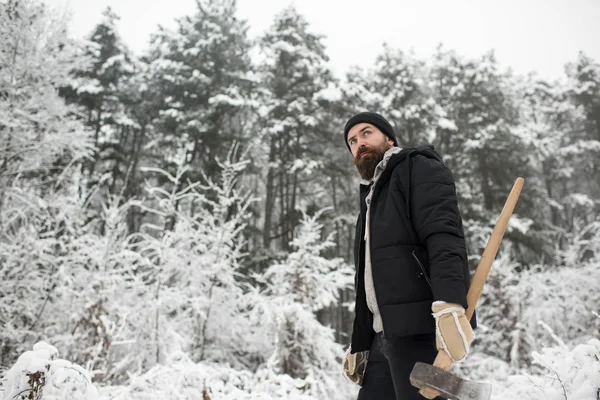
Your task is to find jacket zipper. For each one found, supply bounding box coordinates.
[356,214,363,293]
[412,250,432,287]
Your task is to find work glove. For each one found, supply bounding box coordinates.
[341,346,369,386]
[432,301,474,362]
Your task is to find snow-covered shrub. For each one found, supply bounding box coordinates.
[26,195,139,384]
[51,154,259,382]
[491,334,600,400]
[472,236,600,370]
[0,0,93,375]
[125,155,258,368]
[471,252,534,367]
[517,263,600,346]
[98,351,325,400]
[559,220,600,267]
[252,210,356,399]
[0,342,98,400]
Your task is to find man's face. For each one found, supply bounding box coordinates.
[347,123,394,180]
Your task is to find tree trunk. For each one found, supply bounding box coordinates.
[478,149,494,211]
[263,137,277,249]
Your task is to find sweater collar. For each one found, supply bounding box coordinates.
[359,146,403,186]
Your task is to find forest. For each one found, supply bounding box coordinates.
[0,0,599,398]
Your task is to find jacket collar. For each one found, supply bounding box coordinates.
[359,146,404,187]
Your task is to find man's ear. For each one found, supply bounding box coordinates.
[388,138,394,147]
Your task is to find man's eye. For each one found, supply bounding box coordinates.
[364,130,372,136]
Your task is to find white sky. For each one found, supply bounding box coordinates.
[45,0,600,81]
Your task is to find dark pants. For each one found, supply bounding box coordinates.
[357,332,445,400]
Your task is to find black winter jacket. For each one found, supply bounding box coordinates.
[351,145,475,353]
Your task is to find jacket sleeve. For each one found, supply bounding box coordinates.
[409,155,469,308]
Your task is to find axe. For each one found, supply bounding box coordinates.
[410,177,525,400]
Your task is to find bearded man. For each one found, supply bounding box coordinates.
[341,112,476,400]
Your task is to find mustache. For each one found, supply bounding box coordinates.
[356,147,372,158]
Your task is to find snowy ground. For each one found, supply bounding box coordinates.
[2,336,599,400]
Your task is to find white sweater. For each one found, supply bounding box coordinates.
[362,147,402,333]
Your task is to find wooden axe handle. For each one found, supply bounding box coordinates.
[419,177,525,399]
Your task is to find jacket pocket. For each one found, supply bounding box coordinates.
[412,250,431,287]
[370,244,432,304]
[379,300,435,337]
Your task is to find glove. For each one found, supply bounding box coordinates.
[342,346,369,386]
[432,301,474,361]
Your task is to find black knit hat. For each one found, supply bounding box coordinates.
[343,112,398,151]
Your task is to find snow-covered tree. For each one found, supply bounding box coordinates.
[144,0,254,185]
[126,151,257,368]
[568,52,600,143]
[0,0,93,372]
[427,47,540,266]
[342,45,449,146]
[253,210,355,399]
[60,7,148,234]
[509,55,600,260]
[52,148,260,383]
[257,6,336,252]
[0,0,93,185]
[563,53,600,221]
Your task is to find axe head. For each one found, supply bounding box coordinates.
[410,362,492,400]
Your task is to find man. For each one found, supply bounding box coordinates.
[341,112,476,400]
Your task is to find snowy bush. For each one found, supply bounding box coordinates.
[98,350,351,400]
[125,157,258,369]
[0,342,98,400]
[491,335,600,400]
[49,154,260,382]
[473,244,600,369]
[249,209,356,399]
[0,0,94,376]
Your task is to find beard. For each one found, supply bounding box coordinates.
[353,140,392,180]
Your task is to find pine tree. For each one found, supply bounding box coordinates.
[343,45,447,146]
[257,6,335,252]
[511,74,581,258]
[61,7,145,233]
[143,0,254,188]
[568,52,600,143]
[563,53,600,223]
[256,210,354,399]
[428,47,536,264]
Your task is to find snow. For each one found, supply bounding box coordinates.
[114,115,141,128]
[271,40,298,54]
[100,54,126,72]
[491,338,600,400]
[314,82,342,102]
[1,1,600,399]
[558,140,600,157]
[567,193,596,208]
[76,80,103,95]
[160,108,184,119]
[508,215,534,234]
[1,342,98,400]
[97,351,344,400]
[208,93,246,107]
[437,117,458,131]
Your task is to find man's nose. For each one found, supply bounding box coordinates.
[354,142,367,157]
